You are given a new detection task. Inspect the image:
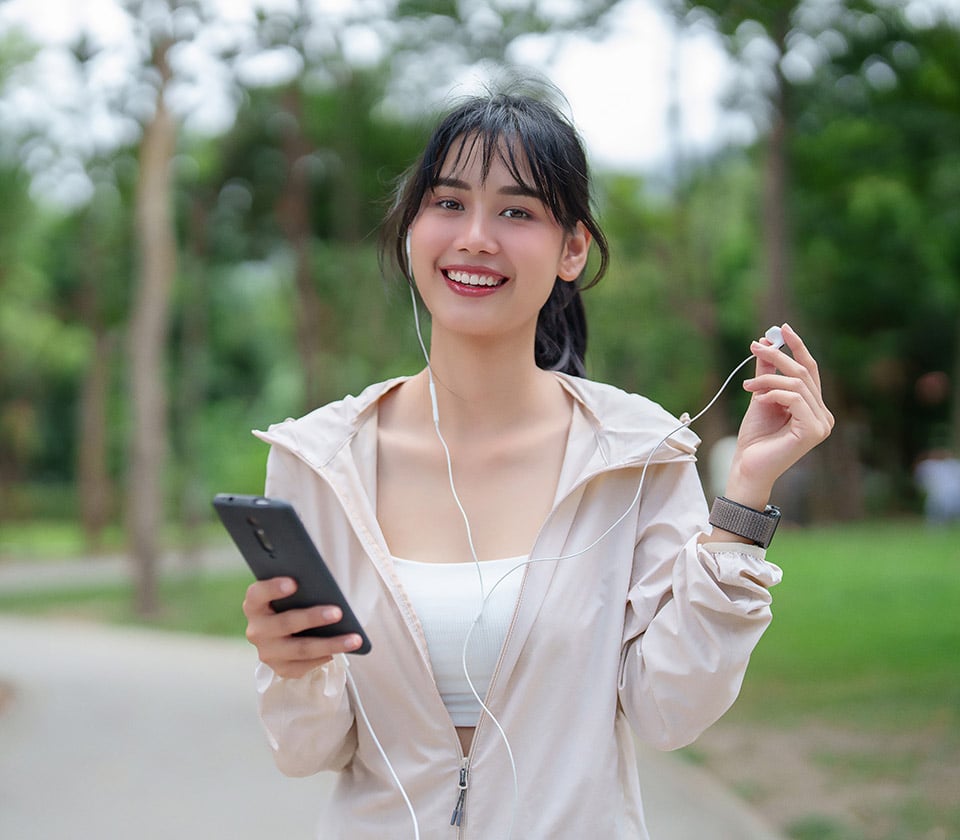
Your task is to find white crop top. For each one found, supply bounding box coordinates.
[392,555,525,727]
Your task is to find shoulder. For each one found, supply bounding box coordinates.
[559,376,667,417]
[556,373,701,461]
[254,377,408,465]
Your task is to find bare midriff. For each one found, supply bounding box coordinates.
[457,726,474,755]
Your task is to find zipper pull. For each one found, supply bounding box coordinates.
[450,758,470,827]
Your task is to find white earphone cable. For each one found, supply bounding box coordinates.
[410,284,487,608]
[455,350,755,839]
[353,267,763,840]
[343,657,421,840]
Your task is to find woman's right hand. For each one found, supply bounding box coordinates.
[242,577,364,678]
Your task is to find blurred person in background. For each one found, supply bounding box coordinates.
[914,449,960,525]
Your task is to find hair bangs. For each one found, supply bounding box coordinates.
[425,101,571,228]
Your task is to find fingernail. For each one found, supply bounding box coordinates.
[279,578,296,594]
[322,607,342,622]
[344,635,362,650]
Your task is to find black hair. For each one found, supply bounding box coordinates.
[379,89,610,377]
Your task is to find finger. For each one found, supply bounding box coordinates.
[281,633,364,662]
[270,633,364,678]
[780,324,832,420]
[751,336,778,377]
[778,324,825,395]
[744,371,815,398]
[751,334,824,405]
[745,373,831,427]
[245,602,344,647]
[254,631,363,674]
[242,577,297,618]
[751,388,833,442]
[275,604,344,638]
[780,323,817,369]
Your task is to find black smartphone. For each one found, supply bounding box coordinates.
[212,493,371,653]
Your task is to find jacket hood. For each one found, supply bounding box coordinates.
[254,373,700,473]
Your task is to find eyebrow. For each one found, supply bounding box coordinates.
[434,176,542,200]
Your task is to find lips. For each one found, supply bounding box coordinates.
[443,269,508,288]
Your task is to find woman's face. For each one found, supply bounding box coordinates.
[407,136,590,348]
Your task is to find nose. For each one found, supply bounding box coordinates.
[455,208,498,254]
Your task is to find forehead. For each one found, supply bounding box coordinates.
[436,132,536,188]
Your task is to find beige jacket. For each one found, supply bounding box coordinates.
[253,374,781,839]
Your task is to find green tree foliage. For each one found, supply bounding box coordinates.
[0,35,91,513]
[657,0,960,517]
[669,0,801,323]
[788,5,960,506]
[588,154,766,493]
[2,0,959,565]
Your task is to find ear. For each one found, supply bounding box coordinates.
[558,222,592,282]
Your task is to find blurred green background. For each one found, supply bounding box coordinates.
[1,2,958,838]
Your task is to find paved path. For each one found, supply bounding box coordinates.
[0,610,786,839]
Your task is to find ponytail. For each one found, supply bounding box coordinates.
[536,279,588,377]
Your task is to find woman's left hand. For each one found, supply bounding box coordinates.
[724,323,834,507]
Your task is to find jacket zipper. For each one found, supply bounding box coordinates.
[450,756,470,829]
[448,558,530,838]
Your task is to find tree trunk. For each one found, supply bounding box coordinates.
[762,19,865,521]
[276,86,326,411]
[175,196,212,570]
[76,212,115,550]
[127,39,178,617]
[761,53,793,328]
[77,327,115,548]
[804,378,865,522]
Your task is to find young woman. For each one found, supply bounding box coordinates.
[242,91,833,839]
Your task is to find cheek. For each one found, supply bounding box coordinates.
[515,230,566,269]
[406,226,430,284]
[408,221,445,269]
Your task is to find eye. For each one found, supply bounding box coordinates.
[436,198,462,211]
[502,207,531,219]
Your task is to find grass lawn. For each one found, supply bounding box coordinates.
[0,561,253,637]
[692,520,960,840]
[730,520,960,729]
[0,520,225,562]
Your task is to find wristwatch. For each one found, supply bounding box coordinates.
[709,496,781,548]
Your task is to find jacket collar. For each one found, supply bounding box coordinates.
[255,372,699,476]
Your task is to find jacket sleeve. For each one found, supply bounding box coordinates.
[617,460,782,751]
[256,657,358,776]
[253,443,358,776]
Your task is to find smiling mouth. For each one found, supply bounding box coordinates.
[444,269,508,288]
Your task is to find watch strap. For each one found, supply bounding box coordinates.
[708,496,781,549]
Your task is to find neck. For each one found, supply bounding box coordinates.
[420,328,561,436]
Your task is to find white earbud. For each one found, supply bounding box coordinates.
[765,325,784,349]
[405,231,412,266]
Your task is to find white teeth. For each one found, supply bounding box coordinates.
[447,270,503,287]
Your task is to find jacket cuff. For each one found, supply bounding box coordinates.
[700,542,783,589]
[700,540,767,560]
[255,656,347,702]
